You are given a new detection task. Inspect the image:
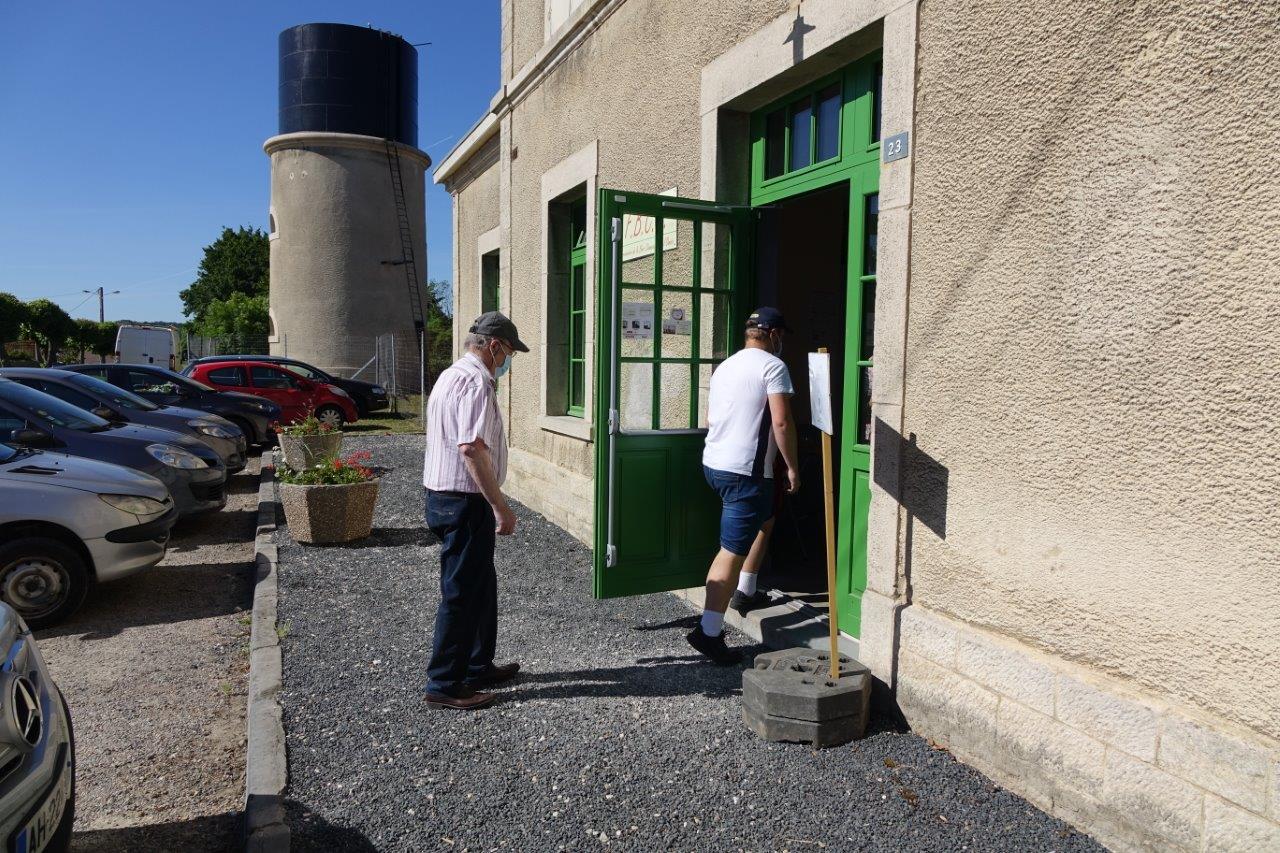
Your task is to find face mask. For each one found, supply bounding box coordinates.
[493,345,512,379]
[772,334,784,357]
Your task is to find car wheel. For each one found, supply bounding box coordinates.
[315,405,346,429]
[227,416,259,446]
[0,539,90,630]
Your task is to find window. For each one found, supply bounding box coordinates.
[21,380,96,412]
[481,250,500,314]
[124,370,179,396]
[207,366,247,387]
[567,199,587,417]
[0,406,25,441]
[250,366,295,390]
[765,78,843,180]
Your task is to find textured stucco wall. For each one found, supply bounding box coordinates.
[501,0,793,480]
[267,134,428,377]
[453,162,501,331]
[904,0,1280,739]
[511,0,549,79]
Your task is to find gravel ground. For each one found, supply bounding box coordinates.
[278,435,1103,852]
[36,459,258,852]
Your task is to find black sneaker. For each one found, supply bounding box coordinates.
[729,590,771,616]
[686,626,743,665]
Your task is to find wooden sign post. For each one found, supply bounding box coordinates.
[808,348,840,681]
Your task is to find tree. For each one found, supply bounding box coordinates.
[423,279,453,389]
[68,318,100,363]
[179,226,269,325]
[0,292,29,366]
[91,322,119,361]
[23,299,75,366]
[196,292,269,347]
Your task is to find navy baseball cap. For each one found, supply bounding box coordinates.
[746,307,789,332]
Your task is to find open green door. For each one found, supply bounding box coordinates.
[592,189,751,598]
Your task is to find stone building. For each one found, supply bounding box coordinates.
[434,1,1280,849]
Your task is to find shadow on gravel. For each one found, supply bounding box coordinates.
[508,648,768,701]
[70,812,238,852]
[286,799,380,852]
[37,564,250,641]
[296,526,439,549]
[632,614,700,631]
[227,474,261,495]
[167,509,258,551]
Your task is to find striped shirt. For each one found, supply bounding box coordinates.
[422,353,507,492]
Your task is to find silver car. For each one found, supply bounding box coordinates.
[0,602,74,852]
[0,443,176,628]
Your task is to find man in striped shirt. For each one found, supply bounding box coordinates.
[422,312,528,710]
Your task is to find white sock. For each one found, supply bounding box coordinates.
[700,610,725,637]
[737,571,758,597]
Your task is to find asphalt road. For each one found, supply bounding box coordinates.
[36,460,257,853]
[278,435,1103,852]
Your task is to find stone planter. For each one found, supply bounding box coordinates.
[277,432,343,472]
[279,479,379,544]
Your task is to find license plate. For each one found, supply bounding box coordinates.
[13,758,70,853]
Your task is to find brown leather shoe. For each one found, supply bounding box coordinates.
[465,662,521,688]
[422,687,496,710]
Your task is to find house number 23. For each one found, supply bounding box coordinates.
[882,131,909,163]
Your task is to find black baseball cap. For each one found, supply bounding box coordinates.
[746,307,789,332]
[470,311,530,352]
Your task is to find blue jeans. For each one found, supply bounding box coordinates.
[703,466,775,557]
[424,490,497,696]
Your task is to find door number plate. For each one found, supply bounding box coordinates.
[882,131,909,163]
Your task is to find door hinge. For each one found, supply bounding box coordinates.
[606,545,617,567]
[608,409,618,434]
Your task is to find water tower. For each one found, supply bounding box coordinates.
[264,23,429,377]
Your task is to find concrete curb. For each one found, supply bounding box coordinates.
[671,586,861,659]
[244,451,290,852]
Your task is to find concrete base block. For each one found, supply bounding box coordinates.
[742,647,871,747]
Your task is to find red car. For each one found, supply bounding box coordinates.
[188,360,360,428]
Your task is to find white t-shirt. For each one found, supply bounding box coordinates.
[702,347,794,478]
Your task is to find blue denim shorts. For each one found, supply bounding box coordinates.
[703,466,775,557]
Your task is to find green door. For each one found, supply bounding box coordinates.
[592,189,752,598]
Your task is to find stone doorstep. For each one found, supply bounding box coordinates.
[672,586,861,660]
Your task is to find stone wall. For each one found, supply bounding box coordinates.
[898,606,1280,852]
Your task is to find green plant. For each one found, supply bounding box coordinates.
[273,410,337,437]
[278,451,376,486]
[276,622,291,640]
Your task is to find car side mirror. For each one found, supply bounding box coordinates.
[12,428,51,447]
[91,405,118,421]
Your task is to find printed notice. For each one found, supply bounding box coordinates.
[808,352,833,435]
[621,301,654,339]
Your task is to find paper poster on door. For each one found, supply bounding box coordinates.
[621,301,654,339]
[661,307,692,336]
[808,352,833,436]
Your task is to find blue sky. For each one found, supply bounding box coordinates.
[0,2,498,322]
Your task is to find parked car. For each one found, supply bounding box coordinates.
[183,355,390,416]
[60,364,280,446]
[0,600,75,851]
[0,379,227,518]
[0,368,248,474]
[187,360,359,428]
[0,443,176,627]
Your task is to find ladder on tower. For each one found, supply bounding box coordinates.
[384,139,426,349]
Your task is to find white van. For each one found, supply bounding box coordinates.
[114,324,178,369]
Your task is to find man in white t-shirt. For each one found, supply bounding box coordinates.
[688,307,800,664]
